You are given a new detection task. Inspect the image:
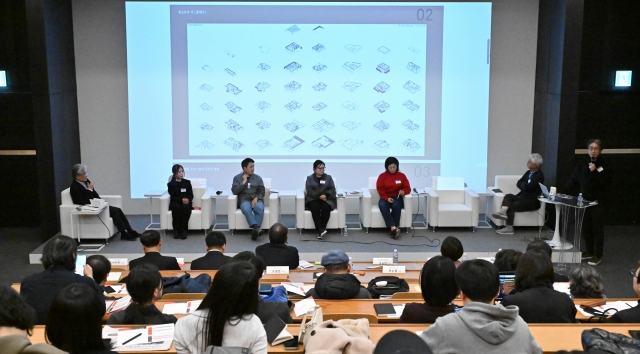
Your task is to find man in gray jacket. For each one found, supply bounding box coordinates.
[232,158,265,240]
[420,259,542,354]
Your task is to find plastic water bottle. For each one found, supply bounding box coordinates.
[349,257,354,273]
[462,253,468,262]
[577,193,583,207]
[393,249,399,265]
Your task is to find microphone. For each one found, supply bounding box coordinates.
[413,188,418,194]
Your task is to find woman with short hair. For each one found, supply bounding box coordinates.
[168,164,193,240]
[377,157,411,239]
[569,264,605,298]
[304,160,337,240]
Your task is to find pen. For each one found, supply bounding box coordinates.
[122,333,141,345]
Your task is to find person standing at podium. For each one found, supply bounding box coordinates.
[563,139,610,266]
[167,164,193,240]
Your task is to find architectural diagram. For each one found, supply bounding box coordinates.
[340,139,363,150]
[284,100,302,112]
[224,68,236,76]
[378,46,390,54]
[374,101,390,113]
[373,140,390,151]
[374,82,390,93]
[255,81,271,92]
[312,63,328,72]
[402,139,421,152]
[284,62,302,73]
[312,102,327,111]
[200,122,213,131]
[286,25,300,34]
[225,83,242,95]
[225,102,242,113]
[201,65,213,72]
[224,137,244,151]
[283,136,304,151]
[197,140,214,150]
[225,119,243,132]
[312,135,335,150]
[200,103,213,111]
[256,120,271,130]
[343,82,362,93]
[285,42,302,54]
[284,81,302,93]
[402,119,420,132]
[255,139,272,151]
[224,49,235,57]
[342,101,359,111]
[255,101,271,112]
[200,84,213,91]
[407,62,420,74]
[312,119,334,132]
[259,46,270,54]
[312,43,325,52]
[342,62,362,73]
[342,121,360,130]
[284,119,305,132]
[257,63,271,71]
[408,46,420,54]
[313,82,327,91]
[403,80,421,94]
[376,63,390,74]
[344,44,362,53]
[373,120,390,132]
[403,100,420,112]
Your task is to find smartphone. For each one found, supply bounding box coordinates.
[75,254,87,275]
[283,336,299,350]
[258,283,273,294]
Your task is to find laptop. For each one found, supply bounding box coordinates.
[496,272,516,301]
[538,183,552,199]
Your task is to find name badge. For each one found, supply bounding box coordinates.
[373,258,394,265]
[527,179,531,184]
[597,167,604,172]
[395,180,401,184]
[108,258,128,266]
[248,183,251,188]
[266,266,290,275]
[320,180,326,184]
[180,188,186,193]
[382,266,406,274]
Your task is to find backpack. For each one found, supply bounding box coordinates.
[162,273,211,294]
[366,276,409,298]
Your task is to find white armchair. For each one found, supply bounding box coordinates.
[425,177,479,232]
[295,179,346,234]
[59,188,120,241]
[487,175,546,227]
[227,178,279,234]
[361,177,413,233]
[159,187,215,235]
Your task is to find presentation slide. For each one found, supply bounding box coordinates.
[126,2,491,198]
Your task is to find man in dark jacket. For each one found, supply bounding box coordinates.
[255,223,299,270]
[129,230,180,270]
[305,250,372,299]
[191,231,231,270]
[493,154,545,235]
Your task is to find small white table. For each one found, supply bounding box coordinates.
[211,190,230,231]
[277,189,297,229]
[70,203,109,243]
[343,190,363,233]
[475,190,493,228]
[144,190,166,230]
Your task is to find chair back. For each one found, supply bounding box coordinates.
[368,177,380,200]
[391,292,423,300]
[161,293,207,300]
[494,175,521,195]
[190,178,207,188]
[263,178,271,207]
[61,188,74,205]
[323,313,378,324]
[192,187,207,207]
[432,177,465,204]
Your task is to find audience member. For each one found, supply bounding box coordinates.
[129,230,180,270]
[0,286,66,354]
[420,259,541,353]
[45,283,116,354]
[87,255,111,290]
[569,264,605,299]
[607,266,640,323]
[229,251,293,324]
[231,157,266,241]
[190,231,231,270]
[440,236,463,267]
[305,250,372,299]
[400,256,459,323]
[501,250,577,323]
[107,264,177,325]
[374,330,433,354]
[494,249,523,272]
[255,223,299,270]
[20,235,104,324]
[526,240,570,282]
[174,262,267,353]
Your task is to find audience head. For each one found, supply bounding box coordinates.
[493,249,523,272]
[528,153,543,169]
[515,250,554,291]
[71,164,87,180]
[321,250,350,273]
[455,259,499,304]
[268,223,288,244]
[440,236,463,263]
[0,285,36,336]
[45,283,106,353]
[587,138,603,159]
[420,256,459,306]
[569,264,604,298]
[140,230,161,249]
[198,262,259,347]
[41,235,77,271]
[526,240,553,258]
[230,251,266,281]
[86,255,111,285]
[126,264,163,305]
[374,330,433,354]
[384,156,400,173]
[172,164,185,179]
[205,231,227,251]
[241,157,255,170]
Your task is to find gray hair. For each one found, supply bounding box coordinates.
[528,153,543,167]
[569,264,604,298]
[72,164,87,179]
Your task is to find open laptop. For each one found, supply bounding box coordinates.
[538,183,578,204]
[496,272,515,301]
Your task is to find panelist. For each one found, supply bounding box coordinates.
[69,164,140,241]
[304,160,336,239]
[167,164,193,240]
[493,153,544,235]
[231,158,265,241]
[377,157,411,239]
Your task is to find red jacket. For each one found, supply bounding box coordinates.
[376,171,411,200]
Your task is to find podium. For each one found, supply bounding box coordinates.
[539,195,597,270]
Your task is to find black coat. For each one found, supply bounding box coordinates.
[106,303,177,325]
[190,251,231,270]
[564,156,611,204]
[256,297,293,324]
[70,179,100,205]
[20,265,105,324]
[129,252,181,271]
[305,174,337,210]
[167,178,193,210]
[607,300,640,323]
[516,169,545,208]
[255,243,299,270]
[399,302,456,324]
[501,285,577,323]
[305,273,372,299]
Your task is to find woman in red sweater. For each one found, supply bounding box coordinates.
[377,157,411,239]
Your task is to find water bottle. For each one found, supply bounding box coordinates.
[393,249,399,265]
[349,257,354,273]
[462,253,468,262]
[577,193,583,207]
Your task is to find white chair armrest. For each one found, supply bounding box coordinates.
[425,187,439,226]
[200,189,214,228]
[537,200,546,225]
[295,189,305,228]
[101,195,122,209]
[403,193,413,228]
[268,192,279,226]
[465,188,480,226]
[227,194,238,230]
[159,192,170,229]
[336,194,346,228]
[360,188,372,228]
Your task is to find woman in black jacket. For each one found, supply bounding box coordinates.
[305,160,337,240]
[167,164,193,240]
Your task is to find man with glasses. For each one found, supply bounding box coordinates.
[607,267,640,323]
[304,160,336,239]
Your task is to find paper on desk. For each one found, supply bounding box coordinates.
[294,297,317,316]
[107,272,122,282]
[299,260,315,269]
[108,295,131,313]
[576,301,637,317]
[110,284,128,294]
[114,324,174,351]
[282,283,314,296]
[162,300,202,314]
[385,305,405,318]
[553,282,570,295]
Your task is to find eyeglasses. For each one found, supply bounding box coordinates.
[316,166,326,170]
[630,269,638,278]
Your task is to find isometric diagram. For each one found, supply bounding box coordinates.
[378,46,390,54]
[255,139,272,151]
[312,63,327,72]
[284,81,302,93]
[224,137,244,151]
[256,120,271,130]
[200,84,213,91]
[342,62,362,73]
[312,135,335,150]
[343,82,362,93]
[225,119,243,132]
[403,81,421,94]
[374,82,390,93]
[255,81,271,92]
[312,102,327,111]
[373,120,390,132]
[224,49,235,58]
[402,139,421,152]
[403,100,420,112]
[373,140,390,151]
[200,103,213,111]
[285,42,302,54]
[374,101,390,113]
[225,102,242,113]
[257,63,271,72]
[225,83,242,95]
[313,82,327,92]
[286,25,300,34]
[342,101,359,111]
[402,119,420,132]
[312,119,334,132]
[201,65,213,73]
[197,140,214,150]
[313,26,324,31]
[200,122,213,131]
[259,46,270,54]
[284,62,302,73]
[284,119,305,132]
[283,136,304,151]
[224,68,236,76]
[284,100,302,112]
[407,62,420,74]
[344,44,362,53]
[312,43,325,52]
[256,101,271,112]
[341,139,363,150]
[342,121,360,130]
[408,46,420,54]
[376,63,390,74]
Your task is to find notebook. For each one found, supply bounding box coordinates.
[264,315,294,345]
[373,303,396,315]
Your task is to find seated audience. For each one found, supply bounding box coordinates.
[231,157,266,241]
[46,283,116,354]
[0,285,66,354]
[607,266,640,323]
[420,259,541,353]
[305,250,372,299]
[87,255,111,294]
[493,249,523,272]
[569,264,604,299]
[107,264,177,325]
[229,251,293,324]
[129,230,180,270]
[20,235,104,324]
[191,231,231,270]
[400,256,459,323]
[304,159,337,240]
[255,223,299,270]
[501,250,577,323]
[174,262,267,353]
[167,164,193,240]
[376,156,411,239]
[440,236,463,267]
[375,330,433,354]
[526,240,570,282]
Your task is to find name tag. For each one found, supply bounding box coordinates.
[527,179,531,183]
[373,258,394,265]
[395,180,401,184]
[266,266,290,275]
[320,180,326,184]
[248,183,251,188]
[108,258,128,266]
[382,266,406,274]
[597,167,604,172]
[180,188,186,193]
